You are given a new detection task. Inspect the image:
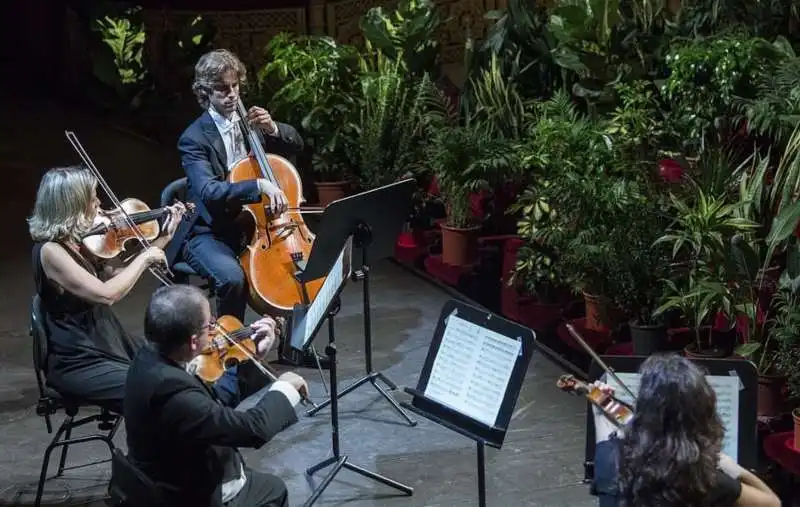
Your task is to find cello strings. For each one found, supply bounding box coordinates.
[63,131,311,403]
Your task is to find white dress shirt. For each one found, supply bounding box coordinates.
[208,106,249,171]
[219,380,301,503]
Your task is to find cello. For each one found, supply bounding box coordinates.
[229,98,325,315]
[64,130,315,407]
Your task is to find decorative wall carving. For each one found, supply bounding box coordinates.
[136,0,499,85]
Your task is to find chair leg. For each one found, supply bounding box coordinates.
[35,418,72,507]
[56,424,72,476]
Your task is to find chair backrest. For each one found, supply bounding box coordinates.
[108,449,167,506]
[30,295,49,393]
[160,177,188,208]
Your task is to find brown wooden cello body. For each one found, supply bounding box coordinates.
[229,101,325,316]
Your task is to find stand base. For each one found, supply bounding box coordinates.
[303,454,413,507]
[305,371,417,426]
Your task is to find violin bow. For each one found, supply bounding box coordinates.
[64,131,174,285]
[208,320,316,408]
[564,323,637,401]
[64,131,315,407]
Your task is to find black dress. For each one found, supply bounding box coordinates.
[32,242,146,413]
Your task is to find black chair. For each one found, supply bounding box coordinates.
[30,295,122,507]
[160,177,213,294]
[106,449,166,506]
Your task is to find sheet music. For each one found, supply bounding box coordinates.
[603,372,740,461]
[423,313,522,427]
[300,241,352,346]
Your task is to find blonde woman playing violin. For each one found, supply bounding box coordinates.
[590,354,779,507]
[28,165,186,414]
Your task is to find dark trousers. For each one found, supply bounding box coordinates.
[225,470,288,507]
[183,232,248,321]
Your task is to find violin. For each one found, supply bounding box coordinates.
[63,131,314,406]
[557,374,634,427]
[81,198,195,259]
[188,314,315,407]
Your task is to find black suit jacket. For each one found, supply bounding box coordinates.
[123,345,298,507]
[166,111,304,264]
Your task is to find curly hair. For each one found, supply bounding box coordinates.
[191,49,248,109]
[618,354,725,507]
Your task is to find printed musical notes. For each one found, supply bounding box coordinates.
[424,313,521,427]
[603,372,740,461]
[300,241,351,346]
[708,376,740,461]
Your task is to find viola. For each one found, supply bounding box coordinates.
[557,374,634,427]
[188,314,315,406]
[228,99,325,315]
[81,198,195,259]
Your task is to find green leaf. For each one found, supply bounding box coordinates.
[734,342,761,358]
[767,199,800,245]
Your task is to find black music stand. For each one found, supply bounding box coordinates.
[401,300,536,507]
[289,242,413,507]
[301,179,417,426]
[581,355,759,482]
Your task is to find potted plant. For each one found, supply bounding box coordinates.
[655,271,736,357]
[605,198,671,354]
[426,125,517,266]
[509,236,567,331]
[259,34,361,204]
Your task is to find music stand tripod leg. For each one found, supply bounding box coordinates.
[306,227,416,426]
[303,302,413,507]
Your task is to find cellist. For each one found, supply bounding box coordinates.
[170,48,327,370]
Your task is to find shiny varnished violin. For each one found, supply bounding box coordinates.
[64,131,315,406]
[557,374,634,427]
[188,314,315,407]
[81,198,195,259]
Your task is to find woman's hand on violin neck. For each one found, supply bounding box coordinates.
[165,203,187,238]
[251,317,279,358]
[591,380,615,396]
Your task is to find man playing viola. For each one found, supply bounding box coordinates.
[124,284,308,507]
[170,48,325,368]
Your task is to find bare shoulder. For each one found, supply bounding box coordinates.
[40,241,68,263]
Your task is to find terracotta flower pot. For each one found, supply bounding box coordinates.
[315,180,349,206]
[682,327,733,358]
[756,374,787,417]
[583,292,610,333]
[440,224,481,267]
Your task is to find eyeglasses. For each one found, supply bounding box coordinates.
[200,317,217,332]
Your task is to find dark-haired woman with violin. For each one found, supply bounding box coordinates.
[27,165,188,413]
[589,354,779,507]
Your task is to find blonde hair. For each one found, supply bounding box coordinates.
[28,166,97,243]
[191,49,248,109]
